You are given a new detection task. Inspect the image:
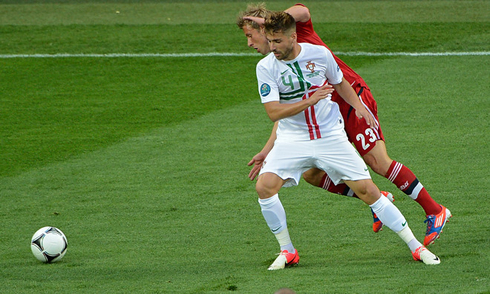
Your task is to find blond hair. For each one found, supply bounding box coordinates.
[236,2,268,30]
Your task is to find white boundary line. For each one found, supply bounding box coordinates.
[337,51,490,56]
[0,53,258,58]
[0,52,489,58]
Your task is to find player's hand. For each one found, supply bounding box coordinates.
[355,107,378,129]
[309,84,334,105]
[247,152,266,180]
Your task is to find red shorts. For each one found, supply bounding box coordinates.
[333,86,385,157]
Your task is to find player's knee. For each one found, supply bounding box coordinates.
[363,144,392,176]
[256,174,281,199]
[255,183,269,198]
[302,171,314,185]
[355,185,369,198]
[367,161,382,175]
[302,168,323,186]
[363,155,388,176]
[348,180,380,204]
[364,183,381,204]
[372,161,391,176]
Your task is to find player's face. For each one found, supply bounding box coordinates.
[266,31,296,61]
[242,25,271,55]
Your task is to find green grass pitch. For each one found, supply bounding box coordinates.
[0,1,489,293]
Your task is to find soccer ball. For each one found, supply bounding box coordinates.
[30,226,68,263]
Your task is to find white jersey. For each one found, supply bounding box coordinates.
[256,43,344,141]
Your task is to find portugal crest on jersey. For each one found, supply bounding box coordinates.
[306,61,316,73]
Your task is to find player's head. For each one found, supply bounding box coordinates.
[236,3,267,30]
[236,3,271,55]
[263,11,297,61]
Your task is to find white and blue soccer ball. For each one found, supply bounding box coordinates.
[31,226,68,263]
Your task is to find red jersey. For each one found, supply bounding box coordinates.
[296,19,369,93]
[294,5,385,156]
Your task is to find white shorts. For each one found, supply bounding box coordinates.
[259,129,371,187]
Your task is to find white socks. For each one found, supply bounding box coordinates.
[276,228,294,253]
[370,195,422,252]
[398,226,423,252]
[259,193,422,254]
[370,195,406,233]
[258,194,294,252]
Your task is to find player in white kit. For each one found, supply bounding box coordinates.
[254,11,440,270]
[257,42,369,187]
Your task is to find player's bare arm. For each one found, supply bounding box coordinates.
[263,84,334,122]
[332,78,377,128]
[284,5,310,22]
[248,122,278,180]
[248,152,266,181]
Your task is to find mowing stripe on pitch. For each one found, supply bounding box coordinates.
[0,52,489,59]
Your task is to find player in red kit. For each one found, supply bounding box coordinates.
[238,3,451,247]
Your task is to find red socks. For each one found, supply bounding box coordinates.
[317,161,442,216]
[319,174,357,198]
[385,161,441,215]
